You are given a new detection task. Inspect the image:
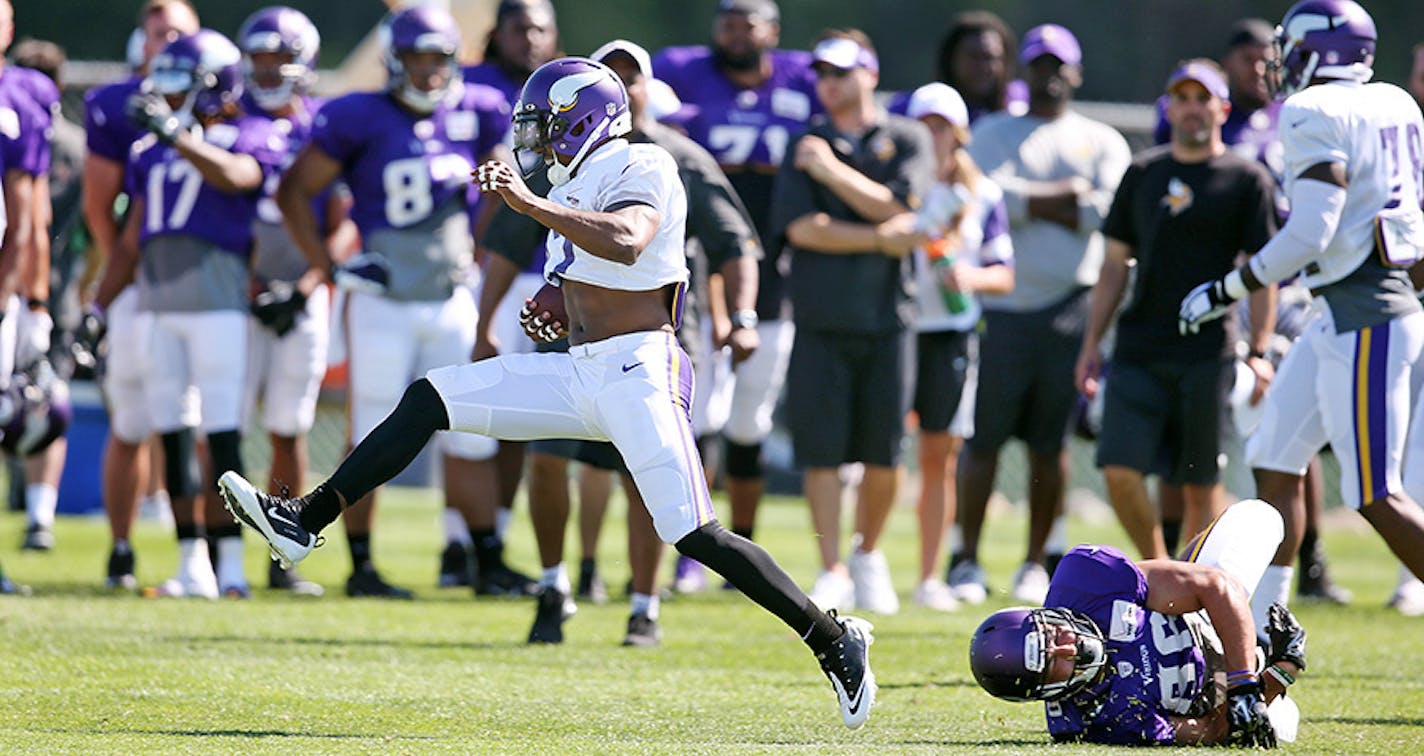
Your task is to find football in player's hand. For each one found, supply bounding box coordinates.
[520,282,569,343]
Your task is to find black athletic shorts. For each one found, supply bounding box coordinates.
[786,327,909,467]
[1094,357,1232,485]
[968,288,1090,454]
[527,438,627,473]
[914,329,971,432]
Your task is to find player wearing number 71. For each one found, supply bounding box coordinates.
[1176,0,1424,604]
[273,4,533,597]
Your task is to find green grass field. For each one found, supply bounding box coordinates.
[2,487,1422,754]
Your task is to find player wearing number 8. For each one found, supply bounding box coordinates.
[274,4,534,597]
[94,27,286,598]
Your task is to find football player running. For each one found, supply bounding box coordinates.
[273,4,534,598]
[1178,0,1424,629]
[220,55,877,730]
[236,5,348,597]
[970,499,1306,746]
[94,28,283,598]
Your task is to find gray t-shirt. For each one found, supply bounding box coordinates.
[969,109,1132,313]
[768,112,935,334]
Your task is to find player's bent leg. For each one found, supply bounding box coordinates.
[1360,493,1424,584]
[1181,498,1284,599]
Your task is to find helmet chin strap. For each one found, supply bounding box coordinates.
[547,115,613,187]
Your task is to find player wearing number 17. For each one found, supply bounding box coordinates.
[1177,0,1424,594]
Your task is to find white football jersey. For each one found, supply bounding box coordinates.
[543,138,689,291]
[1279,81,1424,289]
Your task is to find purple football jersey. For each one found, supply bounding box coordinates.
[309,84,509,236]
[1042,546,1209,746]
[461,62,521,108]
[84,76,145,164]
[2,65,60,117]
[0,71,51,176]
[243,94,335,281]
[125,114,285,253]
[653,45,818,319]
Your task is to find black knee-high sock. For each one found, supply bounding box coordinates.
[299,379,450,533]
[1162,519,1182,557]
[676,523,843,652]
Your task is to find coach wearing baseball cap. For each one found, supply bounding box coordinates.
[950,23,1131,604]
[769,28,935,615]
[1079,57,1278,561]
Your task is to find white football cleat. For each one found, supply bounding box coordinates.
[218,471,317,569]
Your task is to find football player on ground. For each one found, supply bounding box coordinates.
[274,4,533,598]
[971,499,1305,746]
[220,55,877,730]
[93,28,282,598]
[237,5,351,597]
[462,0,565,590]
[653,0,815,593]
[82,0,200,590]
[1179,0,1424,634]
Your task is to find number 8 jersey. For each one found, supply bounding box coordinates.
[1041,547,1213,746]
[308,82,510,300]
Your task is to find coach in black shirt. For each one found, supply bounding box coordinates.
[1075,59,1277,559]
[768,29,935,613]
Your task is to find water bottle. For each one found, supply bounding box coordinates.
[925,238,969,314]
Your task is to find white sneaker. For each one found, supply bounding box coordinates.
[808,570,855,612]
[146,571,218,600]
[1389,574,1424,617]
[1011,562,1051,605]
[848,548,900,615]
[139,491,174,525]
[947,559,989,604]
[912,578,960,612]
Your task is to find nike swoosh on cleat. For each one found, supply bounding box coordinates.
[845,688,864,715]
[266,506,301,531]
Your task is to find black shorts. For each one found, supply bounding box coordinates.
[968,288,1090,454]
[527,438,627,473]
[1094,358,1232,485]
[914,329,971,432]
[786,328,909,467]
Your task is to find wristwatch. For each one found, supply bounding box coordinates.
[730,309,759,331]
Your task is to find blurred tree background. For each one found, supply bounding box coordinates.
[13,0,1424,102]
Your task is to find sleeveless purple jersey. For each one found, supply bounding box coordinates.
[84,76,145,165]
[309,84,509,236]
[125,114,285,254]
[1041,545,1209,746]
[653,45,818,318]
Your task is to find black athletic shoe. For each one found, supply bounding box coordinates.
[345,567,414,599]
[621,612,661,647]
[106,546,137,590]
[217,471,318,569]
[21,524,54,551]
[269,561,324,596]
[1297,543,1352,604]
[439,541,474,587]
[816,611,877,730]
[576,560,608,604]
[477,564,538,597]
[527,585,575,644]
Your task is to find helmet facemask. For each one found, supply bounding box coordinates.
[1030,608,1109,701]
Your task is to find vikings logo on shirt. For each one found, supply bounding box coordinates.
[1161,177,1194,216]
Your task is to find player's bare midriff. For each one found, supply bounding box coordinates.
[563,279,677,345]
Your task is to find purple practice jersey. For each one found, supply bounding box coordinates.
[0,69,52,177]
[309,84,509,236]
[653,45,818,320]
[461,61,521,110]
[125,114,285,253]
[243,94,334,282]
[84,76,145,165]
[1041,546,1210,746]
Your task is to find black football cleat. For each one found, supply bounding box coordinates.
[269,561,324,597]
[21,524,54,551]
[477,564,538,597]
[816,611,876,729]
[345,566,414,599]
[576,560,609,604]
[621,612,662,647]
[106,546,137,590]
[439,541,474,588]
[218,471,318,569]
[527,585,576,644]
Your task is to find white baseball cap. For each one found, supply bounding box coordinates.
[590,38,653,80]
[906,82,968,128]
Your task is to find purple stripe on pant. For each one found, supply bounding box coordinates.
[665,332,714,526]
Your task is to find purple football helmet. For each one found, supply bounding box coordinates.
[1271,0,1376,99]
[238,6,321,111]
[380,4,463,115]
[145,29,243,126]
[969,607,1108,702]
[0,366,71,457]
[512,57,631,186]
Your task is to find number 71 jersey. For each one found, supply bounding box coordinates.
[309,83,510,236]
